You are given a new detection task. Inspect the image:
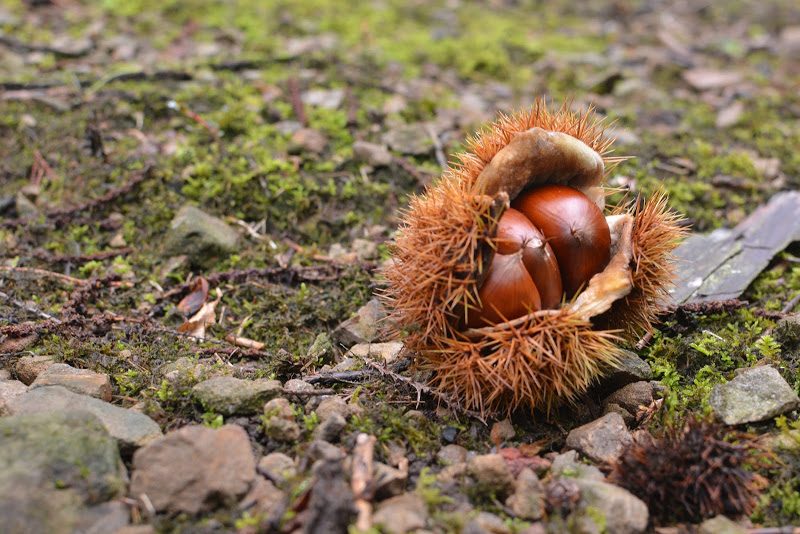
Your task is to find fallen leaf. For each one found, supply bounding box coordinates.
[778,26,800,55]
[657,28,692,60]
[682,69,742,90]
[178,288,220,339]
[752,157,781,180]
[498,446,551,476]
[716,101,744,128]
[177,276,209,316]
[670,157,697,171]
[672,191,800,304]
[518,441,546,457]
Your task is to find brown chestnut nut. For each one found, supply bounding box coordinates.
[466,250,541,328]
[494,208,563,309]
[512,184,610,297]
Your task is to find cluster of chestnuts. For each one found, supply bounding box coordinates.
[382,100,685,415]
[467,184,610,327]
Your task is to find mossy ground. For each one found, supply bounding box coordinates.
[2,0,800,531]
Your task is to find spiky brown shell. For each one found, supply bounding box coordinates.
[381,100,683,415]
[609,418,772,523]
[422,309,621,414]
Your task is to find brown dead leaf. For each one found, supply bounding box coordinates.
[636,398,664,426]
[670,157,697,172]
[518,440,546,457]
[752,157,781,180]
[682,69,742,91]
[177,276,209,316]
[177,288,221,339]
[657,28,692,61]
[716,101,744,128]
[778,26,800,55]
[498,446,551,477]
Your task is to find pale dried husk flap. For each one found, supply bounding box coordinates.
[569,214,634,320]
[473,127,605,200]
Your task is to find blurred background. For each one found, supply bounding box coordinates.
[3,0,799,238]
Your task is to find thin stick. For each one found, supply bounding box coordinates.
[30,247,133,264]
[1,164,154,229]
[31,149,59,184]
[287,77,308,126]
[305,369,374,385]
[782,292,800,314]
[363,359,485,422]
[0,290,61,323]
[104,313,271,360]
[0,33,94,58]
[167,100,220,137]
[0,265,89,286]
[352,433,376,532]
[224,334,265,350]
[281,388,336,397]
[344,86,359,128]
[635,331,653,350]
[662,298,749,315]
[426,123,447,169]
[157,263,355,302]
[393,156,436,185]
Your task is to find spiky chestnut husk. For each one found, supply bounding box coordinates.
[608,418,773,524]
[381,99,685,416]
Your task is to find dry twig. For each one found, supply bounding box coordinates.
[782,292,800,314]
[0,290,61,323]
[425,123,447,169]
[29,248,133,265]
[287,76,308,126]
[362,359,485,422]
[167,100,220,137]
[0,265,89,286]
[352,433,376,532]
[392,156,436,185]
[1,164,154,229]
[305,369,375,385]
[158,264,355,302]
[281,388,336,397]
[0,32,94,58]
[225,334,265,350]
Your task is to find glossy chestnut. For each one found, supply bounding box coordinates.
[494,208,563,309]
[512,184,611,297]
[466,250,542,328]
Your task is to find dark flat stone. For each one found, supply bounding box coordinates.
[672,191,800,303]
